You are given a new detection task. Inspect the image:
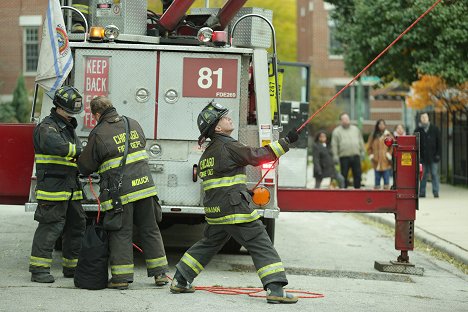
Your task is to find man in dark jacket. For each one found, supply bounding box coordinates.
[170,101,300,304]
[78,96,168,289]
[414,112,441,198]
[29,86,86,283]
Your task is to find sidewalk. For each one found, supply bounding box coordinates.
[366,182,468,265]
[306,165,468,265]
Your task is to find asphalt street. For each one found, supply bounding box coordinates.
[0,205,467,312]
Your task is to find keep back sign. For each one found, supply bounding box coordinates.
[83,57,110,129]
[183,58,238,98]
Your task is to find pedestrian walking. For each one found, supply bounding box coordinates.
[170,101,299,304]
[29,86,86,283]
[313,130,345,189]
[414,112,441,198]
[367,119,393,189]
[78,96,168,289]
[331,112,365,188]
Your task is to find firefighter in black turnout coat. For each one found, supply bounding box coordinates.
[29,86,86,283]
[78,96,168,289]
[170,102,300,304]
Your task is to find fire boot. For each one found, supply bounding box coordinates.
[63,268,74,278]
[31,272,55,283]
[108,279,129,290]
[155,273,169,286]
[266,283,298,304]
[169,270,195,294]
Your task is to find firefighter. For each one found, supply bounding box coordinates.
[71,0,89,33]
[170,101,300,304]
[77,96,168,290]
[29,86,86,283]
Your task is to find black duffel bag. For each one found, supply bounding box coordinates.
[74,224,109,290]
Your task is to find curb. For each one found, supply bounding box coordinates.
[364,214,468,266]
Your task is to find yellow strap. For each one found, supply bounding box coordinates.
[111,264,134,275]
[146,256,168,269]
[257,262,285,279]
[205,210,260,225]
[268,141,286,158]
[181,253,204,275]
[202,174,246,191]
[35,154,77,167]
[100,186,157,211]
[98,150,148,173]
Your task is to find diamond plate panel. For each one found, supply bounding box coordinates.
[90,0,147,35]
[191,7,273,49]
[73,48,157,138]
[230,8,273,49]
[157,51,242,141]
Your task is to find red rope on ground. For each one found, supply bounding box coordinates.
[252,0,443,189]
[195,286,324,299]
[167,275,323,299]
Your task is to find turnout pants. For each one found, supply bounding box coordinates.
[29,199,86,275]
[108,197,167,282]
[176,219,288,289]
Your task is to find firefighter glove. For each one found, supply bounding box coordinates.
[285,129,299,144]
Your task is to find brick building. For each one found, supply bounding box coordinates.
[296,0,407,134]
[0,1,47,103]
[1,0,408,134]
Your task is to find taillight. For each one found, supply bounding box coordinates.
[261,161,275,169]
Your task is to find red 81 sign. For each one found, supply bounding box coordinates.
[183,58,238,98]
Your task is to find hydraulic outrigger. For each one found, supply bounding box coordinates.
[278,135,424,275]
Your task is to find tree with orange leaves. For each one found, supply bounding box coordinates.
[407,75,467,113]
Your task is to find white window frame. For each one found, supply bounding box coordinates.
[327,14,343,59]
[19,15,42,76]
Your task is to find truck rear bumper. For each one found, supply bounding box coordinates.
[25,203,279,218]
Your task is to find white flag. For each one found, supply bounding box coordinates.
[35,0,73,91]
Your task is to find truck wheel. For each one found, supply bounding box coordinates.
[221,238,242,254]
[262,218,275,244]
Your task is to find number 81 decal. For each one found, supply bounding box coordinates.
[183,58,238,98]
[198,67,223,89]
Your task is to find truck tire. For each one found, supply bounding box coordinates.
[262,218,275,244]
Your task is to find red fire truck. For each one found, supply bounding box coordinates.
[0,0,421,271]
[18,0,283,252]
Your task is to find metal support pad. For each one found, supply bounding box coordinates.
[374,261,424,276]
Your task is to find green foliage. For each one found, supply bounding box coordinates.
[148,0,297,62]
[308,78,341,135]
[11,75,30,123]
[327,0,467,86]
[0,102,18,123]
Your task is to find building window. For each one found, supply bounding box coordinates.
[335,85,370,121]
[328,15,342,57]
[23,27,40,74]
